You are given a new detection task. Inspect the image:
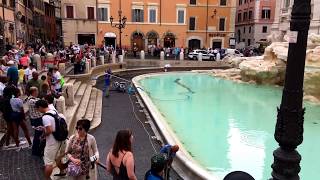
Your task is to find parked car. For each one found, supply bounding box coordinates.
[222,48,244,57]
[188,49,215,61]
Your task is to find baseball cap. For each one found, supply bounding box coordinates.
[151,153,166,170]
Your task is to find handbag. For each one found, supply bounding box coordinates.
[67,135,87,176]
[67,161,82,176]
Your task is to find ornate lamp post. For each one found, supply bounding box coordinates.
[271,0,311,179]
[109,0,127,55]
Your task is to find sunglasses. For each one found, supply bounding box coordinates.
[76,127,83,131]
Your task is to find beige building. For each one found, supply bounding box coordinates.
[0,0,16,45]
[272,0,320,34]
[61,0,98,46]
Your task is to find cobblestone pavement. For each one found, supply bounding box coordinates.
[0,74,182,180]
[93,77,182,179]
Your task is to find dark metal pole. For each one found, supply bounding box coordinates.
[271,0,311,179]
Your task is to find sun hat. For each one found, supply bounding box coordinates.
[223,171,255,180]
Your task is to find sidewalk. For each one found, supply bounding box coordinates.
[0,74,182,180]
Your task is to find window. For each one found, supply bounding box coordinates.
[66,5,74,18]
[238,13,241,22]
[220,0,227,6]
[149,8,156,23]
[249,10,253,20]
[190,0,196,5]
[98,8,108,21]
[244,0,247,3]
[132,9,144,22]
[87,7,95,20]
[249,26,251,33]
[239,0,242,5]
[219,18,225,31]
[262,26,268,33]
[243,27,246,33]
[189,17,196,30]
[2,0,7,5]
[177,9,185,24]
[9,0,15,8]
[243,12,248,21]
[242,39,245,42]
[248,39,251,46]
[262,8,271,19]
[284,0,290,8]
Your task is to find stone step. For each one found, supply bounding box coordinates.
[67,79,76,85]
[64,77,70,83]
[90,90,103,130]
[84,88,98,121]
[76,83,87,96]
[65,65,73,75]
[68,85,92,135]
[73,81,82,94]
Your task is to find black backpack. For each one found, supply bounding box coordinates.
[44,111,68,141]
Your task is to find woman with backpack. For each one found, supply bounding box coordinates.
[66,119,99,180]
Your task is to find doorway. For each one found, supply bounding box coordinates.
[212,40,222,49]
[132,32,144,50]
[164,32,175,48]
[188,39,201,50]
[78,34,95,45]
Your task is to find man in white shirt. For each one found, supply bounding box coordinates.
[35,99,60,180]
[24,63,37,81]
[53,67,62,93]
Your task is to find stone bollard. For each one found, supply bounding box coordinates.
[140,50,145,60]
[160,51,165,60]
[179,52,184,61]
[58,63,66,75]
[112,52,116,63]
[91,57,96,67]
[100,55,104,65]
[85,61,90,73]
[119,55,124,63]
[55,96,66,116]
[62,83,74,106]
[33,54,41,71]
[198,53,203,61]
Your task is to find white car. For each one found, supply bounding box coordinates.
[188,50,215,61]
[224,48,244,57]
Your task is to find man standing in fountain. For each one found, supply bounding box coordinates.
[104,68,112,97]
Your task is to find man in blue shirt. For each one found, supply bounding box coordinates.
[6,61,19,86]
[103,68,112,97]
[159,144,179,179]
[144,153,166,180]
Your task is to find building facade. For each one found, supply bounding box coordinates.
[0,0,15,46]
[44,0,56,42]
[235,0,276,47]
[15,0,34,42]
[272,0,320,35]
[61,0,236,49]
[61,0,98,46]
[187,0,236,50]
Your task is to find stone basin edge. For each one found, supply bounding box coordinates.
[132,72,219,180]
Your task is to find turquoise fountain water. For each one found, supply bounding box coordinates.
[138,72,320,180]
